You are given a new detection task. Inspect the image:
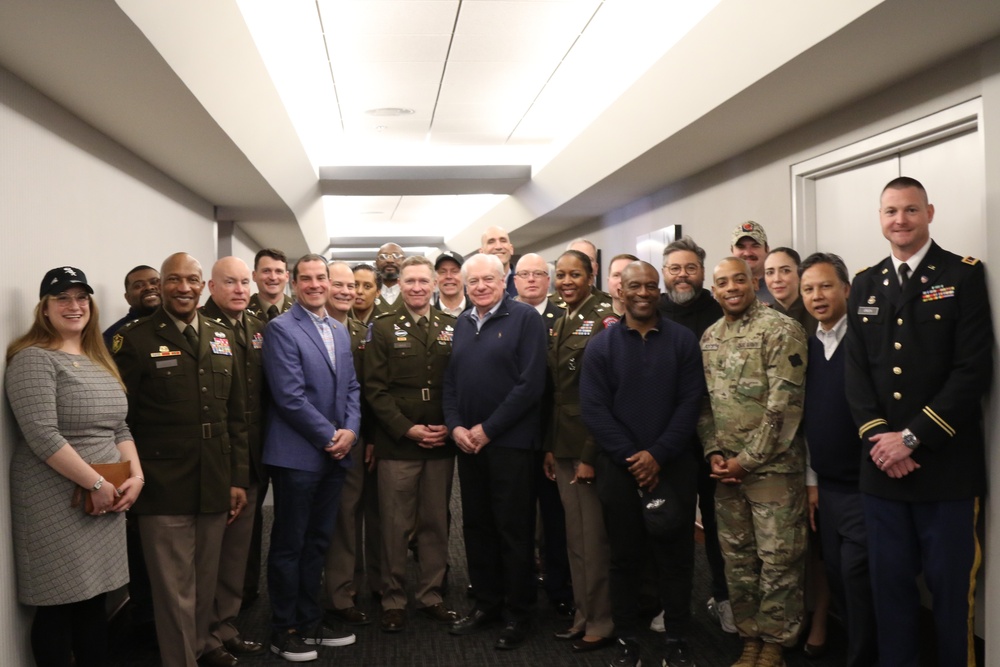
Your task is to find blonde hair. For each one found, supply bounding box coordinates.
[6,294,125,389]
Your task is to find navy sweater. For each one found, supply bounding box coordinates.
[804,337,860,492]
[443,296,547,449]
[579,317,704,468]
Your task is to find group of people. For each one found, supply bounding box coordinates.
[4,176,989,667]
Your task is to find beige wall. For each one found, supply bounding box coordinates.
[0,66,217,663]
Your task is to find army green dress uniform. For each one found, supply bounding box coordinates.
[697,300,808,648]
[325,315,383,616]
[113,308,248,667]
[246,293,293,323]
[200,298,267,652]
[364,306,457,616]
[547,295,618,639]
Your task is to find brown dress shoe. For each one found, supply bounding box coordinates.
[381,608,407,632]
[198,646,238,667]
[419,603,459,623]
[325,606,371,626]
[222,636,266,657]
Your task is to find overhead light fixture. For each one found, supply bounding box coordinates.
[365,107,415,117]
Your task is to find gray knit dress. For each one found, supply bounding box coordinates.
[6,347,132,606]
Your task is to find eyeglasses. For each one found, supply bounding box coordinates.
[664,263,701,276]
[515,270,548,279]
[51,293,90,306]
[377,253,404,261]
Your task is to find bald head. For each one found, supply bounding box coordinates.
[376,242,404,283]
[208,256,252,320]
[160,252,204,322]
[480,226,514,270]
[514,253,550,305]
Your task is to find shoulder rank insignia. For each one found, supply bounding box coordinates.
[962,256,981,266]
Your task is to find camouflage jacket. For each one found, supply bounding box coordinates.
[698,300,808,474]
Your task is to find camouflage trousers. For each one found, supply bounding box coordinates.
[714,471,807,646]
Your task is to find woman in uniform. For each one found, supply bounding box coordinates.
[543,249,618,653]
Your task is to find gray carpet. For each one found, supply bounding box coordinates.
[109,481,848,666]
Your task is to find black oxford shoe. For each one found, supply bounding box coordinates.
[449,609,500,636]
[495,621,529,650]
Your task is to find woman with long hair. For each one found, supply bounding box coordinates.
[6,266,144,667]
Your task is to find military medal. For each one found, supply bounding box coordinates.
[210,337,233,356]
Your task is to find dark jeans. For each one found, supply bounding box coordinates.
[596,451,697,640]
[268,464,346,632]
[458,446,538,622]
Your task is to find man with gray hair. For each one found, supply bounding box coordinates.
[444,253,547,650]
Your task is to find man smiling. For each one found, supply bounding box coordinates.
[698,257,808,667]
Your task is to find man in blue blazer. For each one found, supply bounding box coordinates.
[262,254,362,662]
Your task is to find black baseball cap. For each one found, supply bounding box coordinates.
[434,251,464,270]
[40,266,94,299]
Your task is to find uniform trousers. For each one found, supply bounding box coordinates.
[209,483,259,647]
[536,455,572,605]
[242,470,269,600]
[554,458,613,638]
[324,440,381,609]
[268,464,346,632]
[378,457,454,610]
[457,446,537,621]
[697,456,729,601]
[595,451,696,640]
[715,471,806,646]
[863,494,979,667]
[816,487,877,667]
[139,512,227,667]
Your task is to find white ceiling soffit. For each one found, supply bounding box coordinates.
[457,0,1000,253]
[115,0,327,256]
[0,0,310,254]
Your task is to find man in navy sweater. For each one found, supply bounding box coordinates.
[443,253,547,650]
[800,253,877,667]
[580,261,704,667]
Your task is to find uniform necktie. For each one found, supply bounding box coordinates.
[418,316,429,332]
[267,305,279,321]
[899,262,911,289]
[235,322,246,347]
[183,324,199,351]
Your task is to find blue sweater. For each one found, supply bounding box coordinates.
[443,296,547,449]
[579,317,704,468]
[804,337,860,492]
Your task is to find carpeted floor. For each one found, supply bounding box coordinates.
[109,481,849,667]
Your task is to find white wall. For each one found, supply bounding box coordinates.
[0,66,217,664]
[526,39,1000,658]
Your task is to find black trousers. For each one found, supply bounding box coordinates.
[458,446,538,622]
[596,451,697,640]
[535,451,572,604]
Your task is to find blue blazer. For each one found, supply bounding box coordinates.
[262,302,361,473]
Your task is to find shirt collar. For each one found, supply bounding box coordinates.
[891,238,932,277]
[816,314,847,342]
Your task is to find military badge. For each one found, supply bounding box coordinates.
[252,332,263,350]
[210,337,233,356]
[112,333,123,354]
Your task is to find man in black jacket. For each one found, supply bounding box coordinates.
[845,177,993,667]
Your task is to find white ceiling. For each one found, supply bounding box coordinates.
[2,0,1000,259]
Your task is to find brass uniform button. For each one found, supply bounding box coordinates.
[893,392,902,400]
[893,367,902,375]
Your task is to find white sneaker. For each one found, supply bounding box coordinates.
[649,610,665,632]
[717,599,737,634]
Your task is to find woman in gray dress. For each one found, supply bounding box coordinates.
[5,266,144,667]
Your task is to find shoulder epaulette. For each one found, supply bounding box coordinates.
[374,311,394,320]
[854,266,871,275]
[962,256,981,266]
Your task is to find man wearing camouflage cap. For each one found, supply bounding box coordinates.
[698,257,808,667]
[731,221,775,306]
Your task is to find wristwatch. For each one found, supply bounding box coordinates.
[92,476,105,491]
[901,429,920,450]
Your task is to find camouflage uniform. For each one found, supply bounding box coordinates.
[697,300,808,646]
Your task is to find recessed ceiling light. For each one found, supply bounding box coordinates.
[365,107,415,117]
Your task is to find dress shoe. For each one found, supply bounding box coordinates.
[553,601,575,617]
[222,636,266,657]
[449,609,500,636]
[419,603,459,623]
[571,636,615,652]
[494,621,529,650]
[325,606,371,626]
[380,608,406,633]
[198,646,238,667]
[553,628,584,641]
[803,641,827,658]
